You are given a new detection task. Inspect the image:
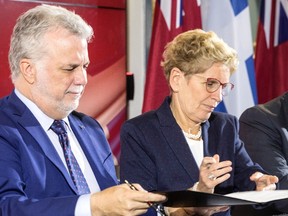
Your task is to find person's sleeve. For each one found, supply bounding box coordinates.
[230,115,265,192]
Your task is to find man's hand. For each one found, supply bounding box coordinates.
[90,184,166,216]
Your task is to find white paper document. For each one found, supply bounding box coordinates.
[225,190,288,203]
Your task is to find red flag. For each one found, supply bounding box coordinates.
[142,0,202,113]
[255,0,288,104]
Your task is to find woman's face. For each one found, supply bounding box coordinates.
[172,62,231,124]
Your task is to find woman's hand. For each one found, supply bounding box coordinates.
[250,172,278,191]
[196,154,232,193]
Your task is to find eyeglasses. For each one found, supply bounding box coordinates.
[193,74,234,96]
[205,78,234,96]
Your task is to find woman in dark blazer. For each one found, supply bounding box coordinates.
[120,29,278,216]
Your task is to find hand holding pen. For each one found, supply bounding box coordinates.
[125,180,167,216]
[90,183,166,216]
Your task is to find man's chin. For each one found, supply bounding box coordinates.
[62,101,79,113]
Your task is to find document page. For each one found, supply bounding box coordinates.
[225,190,288,203]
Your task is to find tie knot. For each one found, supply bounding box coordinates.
[50,120,67,135]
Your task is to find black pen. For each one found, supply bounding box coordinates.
[124,180,166,216]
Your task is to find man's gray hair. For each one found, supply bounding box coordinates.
[9,4,94,82]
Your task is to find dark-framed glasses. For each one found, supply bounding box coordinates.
[205,78,234,96]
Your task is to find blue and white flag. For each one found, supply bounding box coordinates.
[201,0,258,118]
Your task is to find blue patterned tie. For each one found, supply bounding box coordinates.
[50,120,90,195]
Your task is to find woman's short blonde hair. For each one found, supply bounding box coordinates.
[161,29,239,81]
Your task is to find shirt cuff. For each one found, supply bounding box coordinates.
[75,194,91,216]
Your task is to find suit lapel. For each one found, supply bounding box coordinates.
[8,92,78,193]
[157,97,200,182]
[68,115,117,190]
[17,110,78,193]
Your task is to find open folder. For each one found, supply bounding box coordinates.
[158,190,288,207]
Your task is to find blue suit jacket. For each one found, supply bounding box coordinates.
[120,97,265,216]
[0,91,118,216]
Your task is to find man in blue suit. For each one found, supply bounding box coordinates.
[0,4,166,216]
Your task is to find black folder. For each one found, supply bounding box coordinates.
[158,190,288,207]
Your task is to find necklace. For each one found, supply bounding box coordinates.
[183,127,202,140]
